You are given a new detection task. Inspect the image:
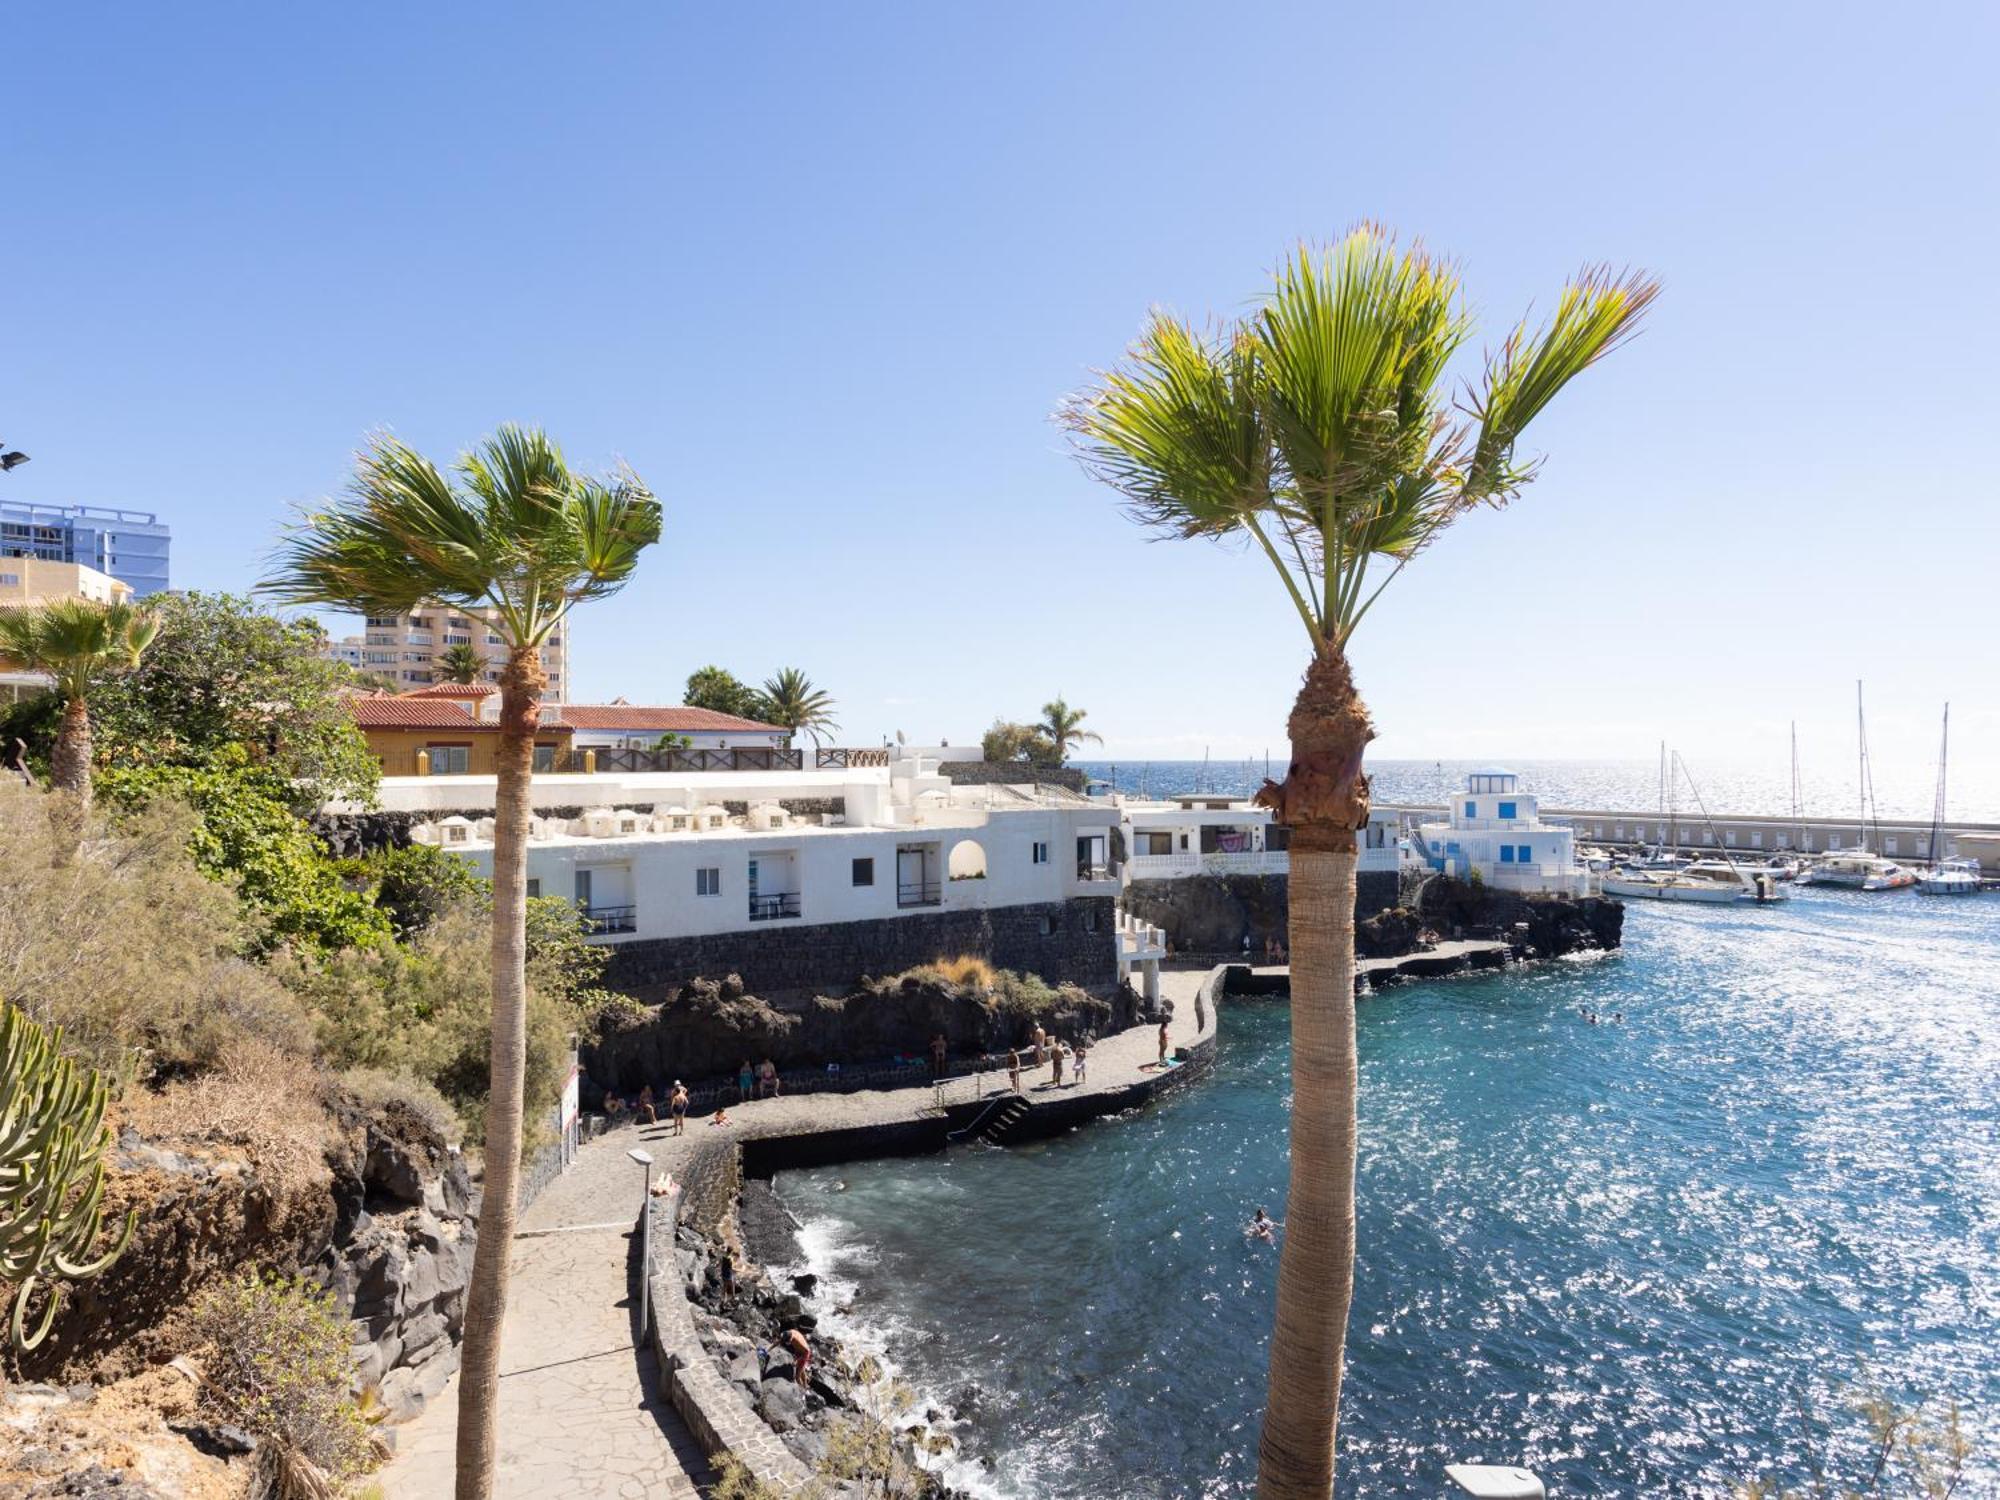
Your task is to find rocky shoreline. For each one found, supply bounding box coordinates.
[670,1175,968,1497]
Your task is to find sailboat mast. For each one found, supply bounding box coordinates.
[1856,681,1867,853]
[1790,721,1803,850]
[1928,704,1950,865]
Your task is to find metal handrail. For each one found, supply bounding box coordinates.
[897,881,942,907]
[946,1089,1024,1143]
[583,903,636,934]
[748,892,802,921]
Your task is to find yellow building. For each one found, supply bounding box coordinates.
[349,685,574,776]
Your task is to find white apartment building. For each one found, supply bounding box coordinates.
[366,755,1122,973]
[1414,769,1591,896]
[1118,793,1402,880]
[349,601,570,698]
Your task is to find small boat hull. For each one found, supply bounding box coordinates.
[1602,874,1781,904]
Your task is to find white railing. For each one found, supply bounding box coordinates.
[1126,850,1289,878]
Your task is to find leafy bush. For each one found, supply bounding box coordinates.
[342,842,484,940]
[272,898,588,1143]
[980,718,1059,767]
[100,754,393,957]
[86,590,380,808]
[0,780,313,1077]
[189,1271,382,1497]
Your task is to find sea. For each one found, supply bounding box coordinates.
[1070,759,2000,826]
[773,885,2000,1497]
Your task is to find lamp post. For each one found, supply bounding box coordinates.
[628,1147,655,1338]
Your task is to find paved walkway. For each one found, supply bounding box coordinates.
[380,980,1217,1498]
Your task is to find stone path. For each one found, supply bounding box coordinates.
[380,978,1218,1498]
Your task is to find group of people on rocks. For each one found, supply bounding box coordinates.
[602,1056,784,1133]
[1005,1021,1106,1093]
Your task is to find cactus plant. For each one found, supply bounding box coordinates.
[0,1001,138,1350]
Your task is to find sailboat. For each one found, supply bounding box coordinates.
[1797,683,1917,890]
[1604,754,1787,904]
[1918,704,1981,896]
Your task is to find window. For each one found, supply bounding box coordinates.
[1518,845,1533,863]
[426,744,470,774]
[1085,908,1100,933]
[1500,846,1515,863]
[1750,831,1763,848]
[696,867,720,897]
[1038,914,1056,936]
[1497,802,1517,821]
[533,744,557,772]
[852,857,874,887]
[1884,836,1899,854]
[525,878,541,899]
[1139,832,1173,856]
[1725,831,1737,847]
[1465,801,1477,818]
[443,633,472,646]
[1032,841,1049,865]
[0,573,16,586]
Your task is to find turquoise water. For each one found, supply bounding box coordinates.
[776,888,2000,1497]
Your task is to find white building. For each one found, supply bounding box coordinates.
[561,700,788,752]
[1118,794,1402,880]
[377,752,1129,991]
[1414,769,1591,895]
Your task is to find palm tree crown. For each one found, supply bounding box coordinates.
[1040,696,1102,764]
[264,424,660,660]
[437,641,488,685]
[759,667,839,747]
[1064,226,1657,656]
[0,599,157,702]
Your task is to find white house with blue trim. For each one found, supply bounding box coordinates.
[1414,769,1592,895]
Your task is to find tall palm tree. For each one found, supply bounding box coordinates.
[0,598,157,818]
[436,640,488,685]
[1064,227,1654,1499]
[1039,696,1101,764]
[263,425,659,1500]
[760,666,839,748]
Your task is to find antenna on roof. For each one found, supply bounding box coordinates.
[896,729,906,746]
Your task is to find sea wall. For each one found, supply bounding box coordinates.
[1121,870,1402,957]
[601,896,1118,996]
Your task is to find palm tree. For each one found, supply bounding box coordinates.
[760,666,839,748]
[264,425,659,1500]
[0,598,157,820]
[1039,696,1101,764]
[1064,227,1654,1499]
[436,641,488,685]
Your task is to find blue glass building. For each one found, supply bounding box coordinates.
[0,502,170,597]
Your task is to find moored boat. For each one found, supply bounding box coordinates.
[1796,850,1919,890]
[1917,857,1982,896]
[1603,868,1786,904]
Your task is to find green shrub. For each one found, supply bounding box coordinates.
[341,842,485,940]
[272,899,581,1144]
[190,1271,381,1497]
[100,754,393,957]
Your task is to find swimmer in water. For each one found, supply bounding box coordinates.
[1247,1207,1278,1243]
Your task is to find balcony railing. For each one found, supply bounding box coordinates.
[1076,861,1116,882]
[577,746,806,774]
[897,880,942,908]
[815,746,890,768]
[748,893,802,921]
[582,903,636,935]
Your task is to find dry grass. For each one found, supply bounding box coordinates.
[120,1038,336,1203]
[928,954,998,989]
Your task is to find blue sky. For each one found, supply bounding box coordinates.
[5,2,1996,795]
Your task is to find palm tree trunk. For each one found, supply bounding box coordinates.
[454,646,545,1500]
[1255,645,1373,1500]
[48,695,93,863]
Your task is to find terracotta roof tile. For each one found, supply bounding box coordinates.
[556,704,786,733]
[400,682,499,698]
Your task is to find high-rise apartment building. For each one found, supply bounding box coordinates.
[351,602,570,699]
[0,503,170,597]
